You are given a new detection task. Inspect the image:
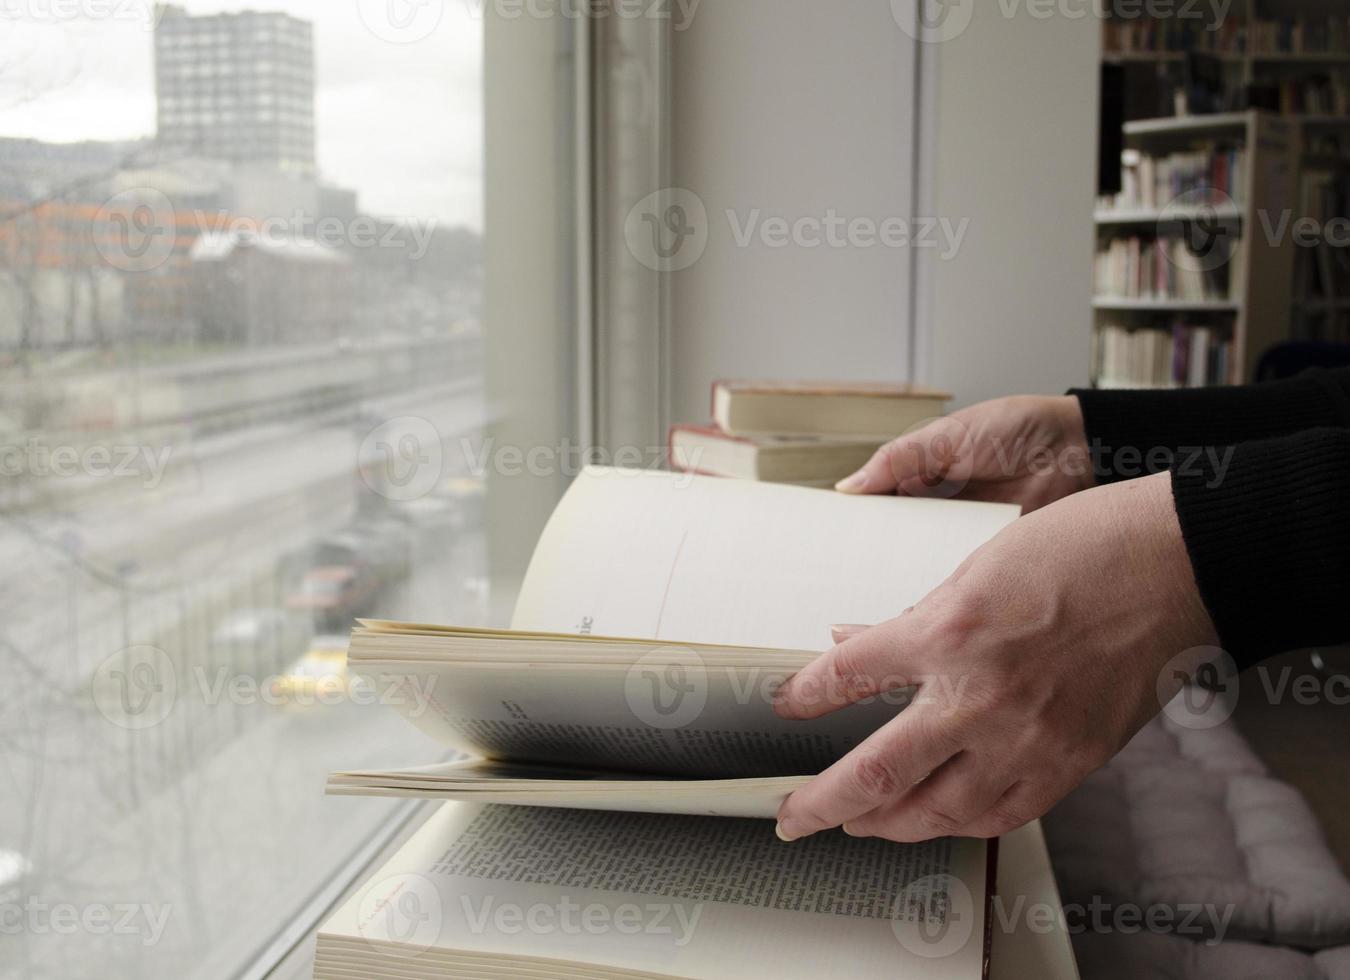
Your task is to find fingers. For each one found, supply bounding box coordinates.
[958,781,1042,839]
[775,616,927,721]
[840,751,1015,843]
[775,704,963,842]
[835,417,969,497]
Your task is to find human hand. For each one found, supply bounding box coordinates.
[836,394,1094,512]
[772,470,1218,843]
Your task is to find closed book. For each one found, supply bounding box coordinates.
[712,380,949,439]
[669,425,884,486]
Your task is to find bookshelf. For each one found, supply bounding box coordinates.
[1092,111,1297,388]
[1095,1,1348,386]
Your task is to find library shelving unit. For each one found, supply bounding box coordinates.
[1092,111,1298,389]
[1096,0,1349,385]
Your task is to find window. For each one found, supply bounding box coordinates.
[0,3,584,978]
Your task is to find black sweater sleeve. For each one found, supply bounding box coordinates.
[1069,368,1350,668]
[1069,367,1350,483]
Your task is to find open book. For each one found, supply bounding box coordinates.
[316,468,1026,979]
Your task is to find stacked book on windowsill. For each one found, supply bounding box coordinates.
[668,380,951,488]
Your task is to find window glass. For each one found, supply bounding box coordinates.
[0,4,507,977]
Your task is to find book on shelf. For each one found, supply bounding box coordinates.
[667,425,884,487]
[1099,145,1247,212]
[1250,16,1350,57]
[1103,15,1248,56]
[1093,320,1233,388]
[1094,231,1244,303]
[1103,14,1350,58]
[316,467,1022,980]
[711,379,949,439]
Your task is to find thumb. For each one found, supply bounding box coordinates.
[835,417,970,497]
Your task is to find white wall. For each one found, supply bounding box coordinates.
[669,2,1102,417]
[669,0,919,424]
[916,5,1101,407]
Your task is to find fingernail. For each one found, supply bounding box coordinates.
[834,470,868,494]
[775,821,799,842]
[829,624,868,643]
[842,822,864,837]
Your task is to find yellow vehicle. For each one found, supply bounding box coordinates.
[269,635,362,707]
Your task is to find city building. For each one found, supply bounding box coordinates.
[153,4,316,178]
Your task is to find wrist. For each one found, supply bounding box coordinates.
[1050,395,1095,491]
[1135,471,1219,652]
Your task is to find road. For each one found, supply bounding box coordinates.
[0,348,495,980]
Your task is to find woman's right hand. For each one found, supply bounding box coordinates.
[835,395,1095,512]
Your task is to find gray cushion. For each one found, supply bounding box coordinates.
[1044,694,1350,950]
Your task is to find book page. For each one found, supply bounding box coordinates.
[511,467,1018,650]
[327,759,811,819]
[319,802,990,980]
[346,660,910,778]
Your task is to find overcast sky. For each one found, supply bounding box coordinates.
[0,1,484,228]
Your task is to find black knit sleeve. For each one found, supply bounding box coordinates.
[1170,427,1350,669]
[1069,368,1350,484]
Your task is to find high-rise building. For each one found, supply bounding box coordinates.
[153,4,316,178]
